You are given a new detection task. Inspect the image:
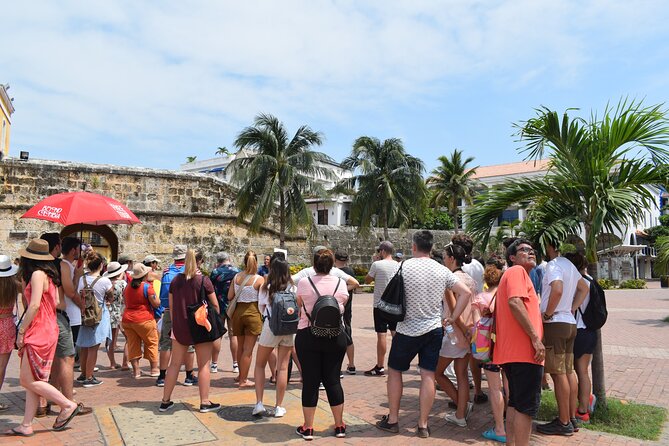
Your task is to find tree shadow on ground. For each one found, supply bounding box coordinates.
[630,318,669,328]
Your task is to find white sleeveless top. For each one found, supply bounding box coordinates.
[62,259,82,326]
[234,275,261,303]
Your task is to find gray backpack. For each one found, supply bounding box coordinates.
[267,289,299,336]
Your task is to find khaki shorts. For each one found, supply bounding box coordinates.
[543,322,577,374]
[258,319,295,348]
[231,302,263,336]
[159,311,195,353]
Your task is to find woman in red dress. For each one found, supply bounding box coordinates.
[5,239,80,437]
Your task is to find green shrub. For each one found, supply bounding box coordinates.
[597,278,616,289]
[352,265,369,276]
[619,279,646,289]
[355,275,367,284]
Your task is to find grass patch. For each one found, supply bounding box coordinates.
[537,390,667,441]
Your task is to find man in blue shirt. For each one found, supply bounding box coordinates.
[210,252,241,374]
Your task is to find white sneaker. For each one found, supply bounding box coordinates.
[232,362,239,374]
[445,413,467,427]
[274,406,286,418]
[210,363,218,373]
[252,401,266,416]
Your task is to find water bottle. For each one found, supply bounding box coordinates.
[444,322,457,345]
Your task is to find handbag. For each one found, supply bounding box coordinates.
[187,276,227,344]
[376,261,405,322]
[225,274,254,319]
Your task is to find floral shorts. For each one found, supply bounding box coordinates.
[0,317,16,354]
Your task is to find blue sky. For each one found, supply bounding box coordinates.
[3,1,669,174]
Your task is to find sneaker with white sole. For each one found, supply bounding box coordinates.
[159,400,174,412]
[199,402,221,413]
[210,363,218,373]
[82,376,103,388]
[445,413,467,427]
[232,362,239,374]
[252,402,266,416]
[274,406,286,418]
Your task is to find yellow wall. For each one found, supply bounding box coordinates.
[0,85,13,158]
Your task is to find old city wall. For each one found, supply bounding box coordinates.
[313,225,453,267]
[0,159,454,268]
[0,159,309,265]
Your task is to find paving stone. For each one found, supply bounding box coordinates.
[109,402,216,446]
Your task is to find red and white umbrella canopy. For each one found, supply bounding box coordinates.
[21,191,141,226]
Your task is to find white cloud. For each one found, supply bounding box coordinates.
[2,0,669,167]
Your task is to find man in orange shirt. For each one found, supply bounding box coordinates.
[493,239,546,446]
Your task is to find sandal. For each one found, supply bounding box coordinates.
[4,426,35,437]
[53,403,81,431]
[375,414,399,433]
[364,365,385,376]
[482,428,507,443]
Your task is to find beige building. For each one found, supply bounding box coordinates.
[0,84,15,158]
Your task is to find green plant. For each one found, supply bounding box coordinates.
[618,279,646,289]
[559,242,577,254]
[339,136,427,239]
[537,390,667,440]
[426,149,479,232]
[598,278,616,289]
[289,263,309,275]
[355,275,367,284]
[352,265,368,276]
[411,207,454,230]
[226,113,333,248]
[663,316,669,323]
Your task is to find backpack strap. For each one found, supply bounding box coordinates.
[307,276,321,298]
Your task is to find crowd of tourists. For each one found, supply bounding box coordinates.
[0,229,602,444]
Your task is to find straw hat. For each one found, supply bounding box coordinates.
[18,239,55,261]
[0,255,19,277]
[104,261,128,278]
[131,263,152,279]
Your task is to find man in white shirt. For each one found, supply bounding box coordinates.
[292,246,359,290]
[363,241,399,376]
[537,241,589,436]
[376,231,473,439]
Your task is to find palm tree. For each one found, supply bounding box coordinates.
[466,99,669,409]
[215,146,230,156]
[426,150,479,232]
[340,136,427,239]
[225,113,334,248]
[186,156,197,163]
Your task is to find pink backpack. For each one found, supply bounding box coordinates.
[471,293,496,362]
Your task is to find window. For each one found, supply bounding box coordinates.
[317,209,328,225]
[497,209,519,225]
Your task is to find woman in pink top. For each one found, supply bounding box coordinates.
[438,241,477,428]
[472,256,508,443]
[8,239,80,437]
[295,249,349,440]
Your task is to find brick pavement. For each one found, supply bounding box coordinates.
[1,287,668,445]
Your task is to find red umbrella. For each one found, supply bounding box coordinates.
[21,191,141,225]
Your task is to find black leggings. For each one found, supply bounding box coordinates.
[295,328,347,407]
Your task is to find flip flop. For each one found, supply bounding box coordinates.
[4,427,35,437]
[482,428,507,443]
[53,404,81,431]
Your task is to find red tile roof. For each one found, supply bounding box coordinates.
[471,159,550,179]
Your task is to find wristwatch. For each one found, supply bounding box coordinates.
[543,312,554,321]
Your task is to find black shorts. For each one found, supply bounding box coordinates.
[574,328,597,359]
[504,362,543,417]
[388,327,443,372]
[373,308,397,333]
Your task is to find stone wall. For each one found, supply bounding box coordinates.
[0,159,309,266]
[0,158,454,269]
[312,225,454,268]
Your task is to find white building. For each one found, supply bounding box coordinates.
[469,159,664,280]
[180,152,353,226]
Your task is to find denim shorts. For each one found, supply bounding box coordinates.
[388,327,443,372]
[574,328,597,359]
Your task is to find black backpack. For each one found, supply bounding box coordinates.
[376,261,405,323]
[303,277,343,338]
[267,289,300,336]
[579,275,608,331]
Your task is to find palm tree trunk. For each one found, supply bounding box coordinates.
[451,208,459,233]
[279,193,286,249]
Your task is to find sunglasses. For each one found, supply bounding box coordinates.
[516,246,535,255]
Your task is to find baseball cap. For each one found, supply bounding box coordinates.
[312,245,327,254]
[334,250,349,261]
[173,244,187,260]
